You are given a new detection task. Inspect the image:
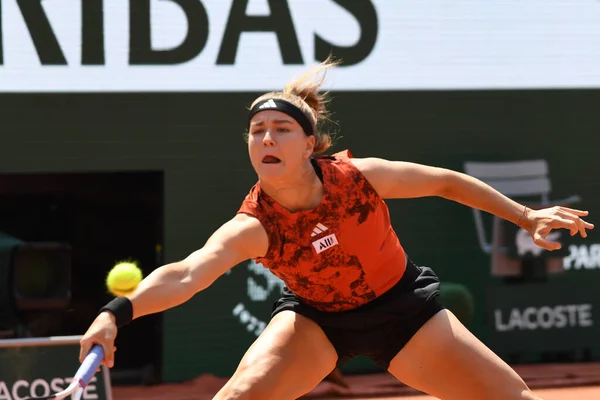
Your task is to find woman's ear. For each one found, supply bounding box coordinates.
[305,135,316,158]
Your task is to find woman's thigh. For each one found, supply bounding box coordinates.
[214,310,339,400]
[387,309,543,400]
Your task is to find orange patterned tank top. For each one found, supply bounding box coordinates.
[237,149,407,312]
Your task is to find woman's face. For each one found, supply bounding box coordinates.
[248,110,315,183]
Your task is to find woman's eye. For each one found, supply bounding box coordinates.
[277,128,289,133]
[252,129,264,135]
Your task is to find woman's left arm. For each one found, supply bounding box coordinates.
[351,157,594,250]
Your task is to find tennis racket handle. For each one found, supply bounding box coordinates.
[73,344,105,386]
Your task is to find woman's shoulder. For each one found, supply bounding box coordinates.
[237,183,264,214]
[315,149,377,193]
[314,149,354,163]
[315,149,367,175]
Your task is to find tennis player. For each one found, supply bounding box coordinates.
[80,58,593,400]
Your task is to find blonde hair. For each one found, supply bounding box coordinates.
[249,56,341,154]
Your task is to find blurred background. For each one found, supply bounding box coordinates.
[1,0,600,398]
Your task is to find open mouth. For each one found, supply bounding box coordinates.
[262,155,281,164]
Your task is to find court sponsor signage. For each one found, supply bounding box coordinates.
[494,304,593,332]
[229,259,285,338]
[0,337,112,400]
[485,281,599,355]
[563,244,600,271]
[0,377,101,400]
[1,0,600,92]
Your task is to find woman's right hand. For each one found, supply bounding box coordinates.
[79,311,118,368]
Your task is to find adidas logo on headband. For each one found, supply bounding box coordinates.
[248,98,314,136]
[258,99,278,109]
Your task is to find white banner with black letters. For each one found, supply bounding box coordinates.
[1,0,600,92]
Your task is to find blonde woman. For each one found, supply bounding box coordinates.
[81,59,593,400]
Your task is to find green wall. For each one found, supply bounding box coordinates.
[1,90,599,381]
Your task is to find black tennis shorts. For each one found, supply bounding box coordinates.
[271,257,445,370]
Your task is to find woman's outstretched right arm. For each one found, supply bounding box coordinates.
[126,213,268,319]
[79,213,267,366]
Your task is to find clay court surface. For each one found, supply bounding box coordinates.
[383,386,600,400]
[112,362,600,400]
[112,382,600,400]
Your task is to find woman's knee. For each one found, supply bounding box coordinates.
[520,389,544,400]
[214,362,283,400]
[214,369,278,400]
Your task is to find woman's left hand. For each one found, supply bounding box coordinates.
[523,206,594,251]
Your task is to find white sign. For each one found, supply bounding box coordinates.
[2,0,600,92]
[494,304,593,332]
[231,259,285,336]
[0,377,98,400]
[563,244,600,270]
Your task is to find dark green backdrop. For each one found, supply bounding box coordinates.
[1,90,599,382]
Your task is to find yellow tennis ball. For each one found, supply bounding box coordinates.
[106,261,143,297]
